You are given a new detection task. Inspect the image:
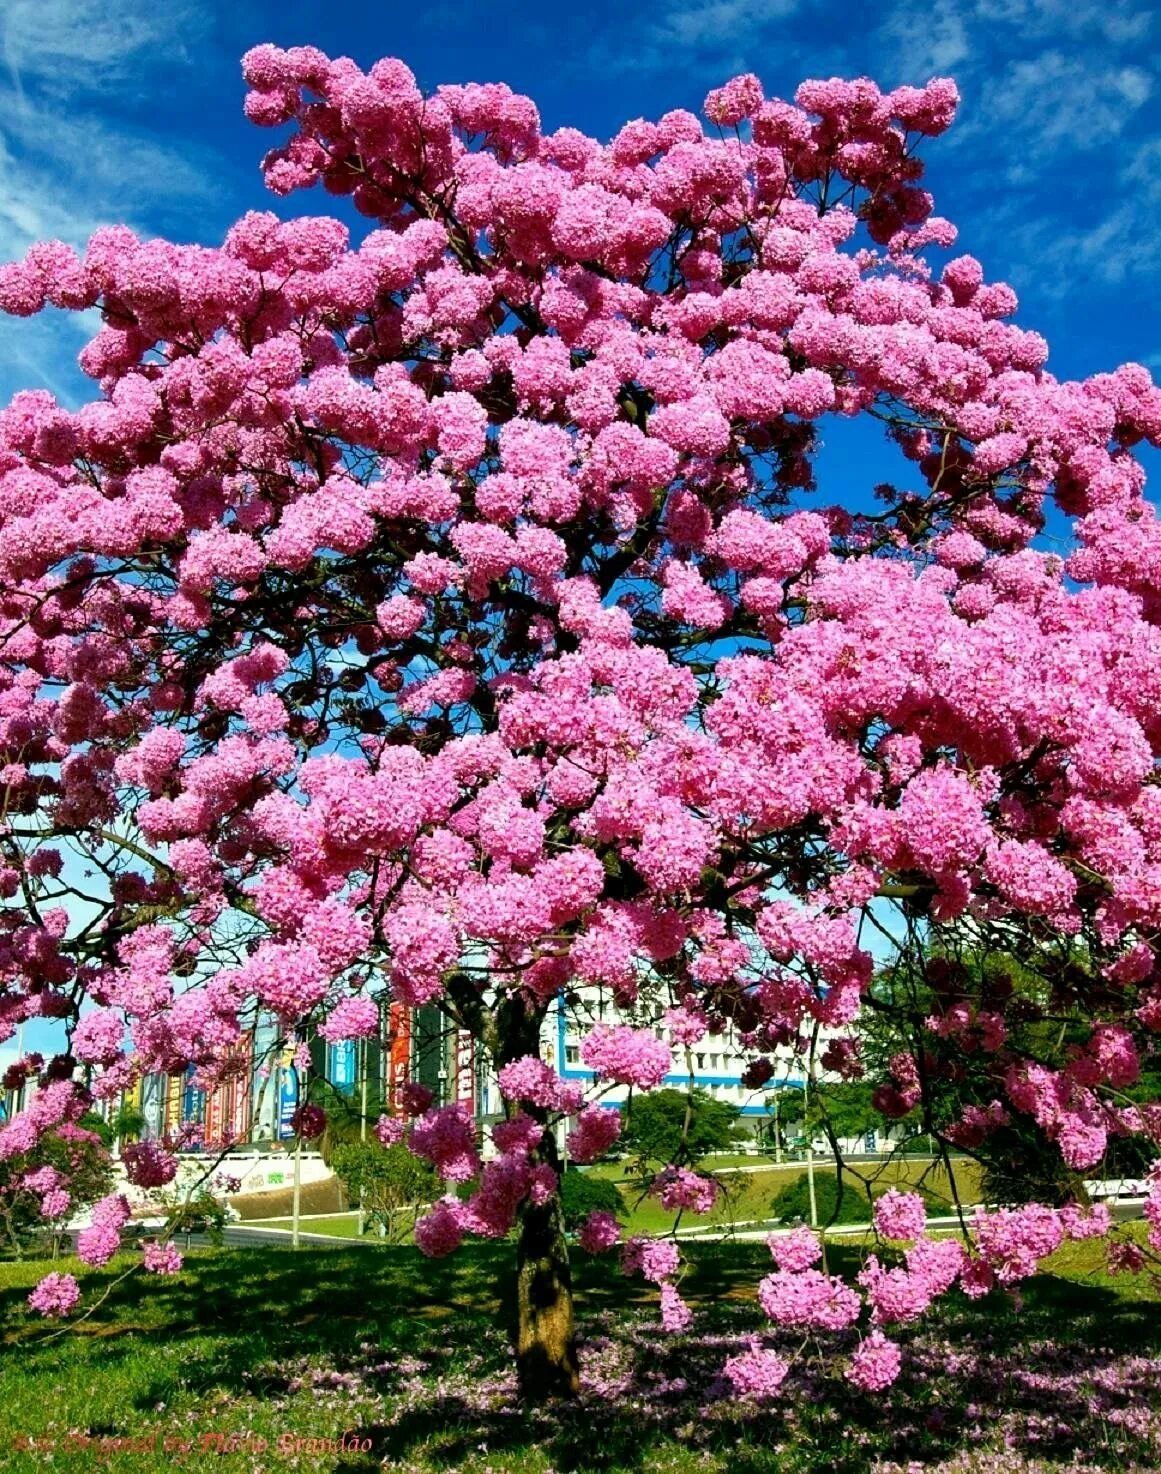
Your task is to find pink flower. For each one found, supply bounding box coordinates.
[122,1140,178,1189]
[659,1283,693,1333]
[375,1115,407,1148]
[27,1272,81,1318]
[654,1166,719,1214]
[723,1343,790,1400]
[580,1025,672,1090]
[566,1105,622,1164]
[622,1235,680,1283]
[143,1241,183,1275]
[409,1104,480,1182]
[290,1104,327,1140]
[767,1226,823,1272]
[873,1189,927,1243]
[757,1269,861,1331]
[415,1198,466,1258]
[497,1056,584,1113]
[578,1209,621,1253]
[846,1330,902,1392]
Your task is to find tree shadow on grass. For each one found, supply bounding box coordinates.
[5,1242,1161,1474]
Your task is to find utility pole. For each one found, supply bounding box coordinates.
[291,1129,302,1249]
[804,1034,827,1272]
[357,1037,368,1237]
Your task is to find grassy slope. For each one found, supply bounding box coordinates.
[610,1156,986,1236]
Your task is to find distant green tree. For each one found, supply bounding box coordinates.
[81,1105,146,1149]
[621,1087,741,1167]
[0,1123,114,1257]
[329,1140,438,1240]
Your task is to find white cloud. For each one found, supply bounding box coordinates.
[973,52,1152,154]
[977,137,1161,296]
[0,0,226,403]
[655,0,803,49]
[873,0,973,81]
[1,0,208,100]
[589,0,809,76]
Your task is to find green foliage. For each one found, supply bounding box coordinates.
[621,1087,741,1167]
[770,1082,884,1146]
[559,1169,625,1231]
[0,1123,114,1256]
[166,1188,230,1244]
[772,1170,884,1227]
[329,1140,438,1240]
[79,1105,146,1149]
[1,1235,1158,1474]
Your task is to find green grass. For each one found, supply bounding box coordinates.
[257,1213,366,1238]
[610,1156,986,1236]
[2,1224,1157,1474]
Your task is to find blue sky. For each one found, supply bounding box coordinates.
[0,0,1157,410]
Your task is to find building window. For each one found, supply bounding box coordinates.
[565,1046,579,1065]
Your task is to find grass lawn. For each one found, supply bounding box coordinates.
[611,1156,986,1236]
[2,1226,1159,1474]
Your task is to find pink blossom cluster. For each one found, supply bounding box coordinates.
[77,1193,131,1267]
[577,1209,621,1253]
[497,1055,584,1112]
[409,1103,480,1182]
[27,1271,81,1318]
[873,1189,928,1242]
[143,1241,183,1275]
[722,1343,791,1399]
[580,1026,672,1089]
[121,1140,178,1189]
[653,1166,719,1214]
[621,1236,681,1284]
[565,1105,622,1164]
[846,1330,903,1392]
[758,1269,862,1331]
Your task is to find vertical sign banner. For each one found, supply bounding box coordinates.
[140,1073,164,1140]
[329,1040,356,1096]
[181,1064,204,1138]
[277,1053,299,1140]
[387,1003,411,1113]
[163,1073,183,1137]
[455,1031,474,1114]
[204,1078,223,1147]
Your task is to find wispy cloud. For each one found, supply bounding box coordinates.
[967,52,1151,157]
[0,0,229,402]
[589,0,811,77]
[980,135,1161,298]
[1,0,208,100]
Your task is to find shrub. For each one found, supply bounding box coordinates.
[560,1170,626,1232]
[329,1140,438,1239]
[772,1171,883,1227]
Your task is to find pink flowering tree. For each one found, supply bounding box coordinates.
[2,46,1161,1400]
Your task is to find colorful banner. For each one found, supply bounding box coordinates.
[454,1031,474,1114]
[329,1040,357,1095]
[277,1057,299,1140]
[387,1003,411,1112]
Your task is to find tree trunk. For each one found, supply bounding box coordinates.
[514,1171,580,1400]
[487,987,580,1400]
